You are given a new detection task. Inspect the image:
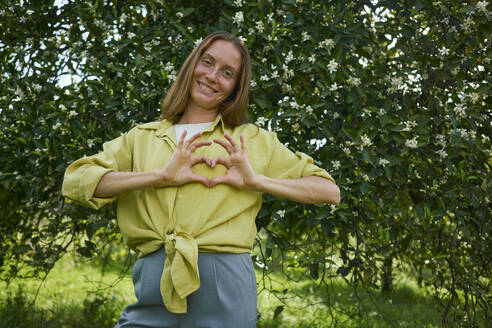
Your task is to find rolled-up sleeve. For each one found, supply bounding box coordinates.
[265,132,335,183]
[62,131,133,209]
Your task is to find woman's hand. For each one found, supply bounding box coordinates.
[209,134,260,190]
[158,130,212,187]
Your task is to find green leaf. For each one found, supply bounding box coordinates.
[273,305,284,319]
[182,8,195,17]
[360,181,369,194]
[310,262,319,280]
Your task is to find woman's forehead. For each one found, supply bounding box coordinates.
[203,40,242,72]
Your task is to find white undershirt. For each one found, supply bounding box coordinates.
[174,121,214,142]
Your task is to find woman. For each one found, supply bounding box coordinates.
[62,31,340,328]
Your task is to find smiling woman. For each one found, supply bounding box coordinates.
[62,31,339,328]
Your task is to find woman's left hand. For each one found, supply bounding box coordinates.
[209,134,260,190]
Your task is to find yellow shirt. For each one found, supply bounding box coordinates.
[62,114,334,313]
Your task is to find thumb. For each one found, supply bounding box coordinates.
[190,174,211,187]
[209,175,229,187]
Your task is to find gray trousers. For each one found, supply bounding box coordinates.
[115,247,257,328]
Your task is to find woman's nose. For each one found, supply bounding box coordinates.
[205,68,219,83]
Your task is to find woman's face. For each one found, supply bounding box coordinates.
[189,40,242,113]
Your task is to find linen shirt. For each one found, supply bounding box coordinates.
[62,114,334,313]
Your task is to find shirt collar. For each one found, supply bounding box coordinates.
[155,113,226,139]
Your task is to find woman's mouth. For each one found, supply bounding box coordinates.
[197,81,218,95]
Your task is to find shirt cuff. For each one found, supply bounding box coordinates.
[78,165,117,209]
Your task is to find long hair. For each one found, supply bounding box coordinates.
[160,31,251,126]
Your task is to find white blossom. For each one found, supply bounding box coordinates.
[347,76,361,87]
[256,21,264,33]
[276,210,285,218]
[436,134,446,147]
[301,31,310,41]
[379,158,390,167]
[128,32,136,39]
[454,103,466,118]
[361,134,372,147]
[462,16,474,34]
[282,64,294,78]
[437,149,448,159]
[15,87,25,98]
[306,106,313,114]
[343,147,351,156]
[329,82,339,91]
[476,1,489,13]
[194,37,203,47]
[164,62,174,72]
[332,160,341,170]
[455,128,469,139]
[308,54,316,63]
[233,11,244,25]
[402,120,418,131]
[290,100,301,110]
[234,0,243,7]
[327,59,338,73]
[438,47,450,57]
[318,38,335,50]
[389,76,403,92]
[405,137,418,148]
[469,92,480,103]
[68,110,78,118]
[256,117,267,126]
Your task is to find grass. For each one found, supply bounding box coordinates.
[0,251,445,328]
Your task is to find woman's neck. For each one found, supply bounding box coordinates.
[178,106,218,124]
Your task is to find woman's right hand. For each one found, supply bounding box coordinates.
[157,130,212,187]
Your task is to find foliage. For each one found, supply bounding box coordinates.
[0,251,445,328]
[0,0,490,326]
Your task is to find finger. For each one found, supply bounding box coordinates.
[190,174,211,187]
[189,140,212,153]
[209,175,228,187]
[177,130,187,148]
[191,155,212,166]
[224,133,240,152]
[211,156,229,168]
[184,131,203,148]
[213,138,233,155]
[240,134,246,153]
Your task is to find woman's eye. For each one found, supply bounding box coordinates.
[202,58,212,66]
[223,70,233,78]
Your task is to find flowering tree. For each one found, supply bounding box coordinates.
[0,0,490,325]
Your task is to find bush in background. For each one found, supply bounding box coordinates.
[1,0,490,325]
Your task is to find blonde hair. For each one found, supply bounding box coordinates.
[160,31,251,126]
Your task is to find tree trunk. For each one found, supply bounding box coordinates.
[381,256,393,292]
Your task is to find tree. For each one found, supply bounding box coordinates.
[1,0,490,325]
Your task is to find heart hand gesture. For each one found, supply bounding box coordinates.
[159,130,212,187]
[209,134,260,190]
